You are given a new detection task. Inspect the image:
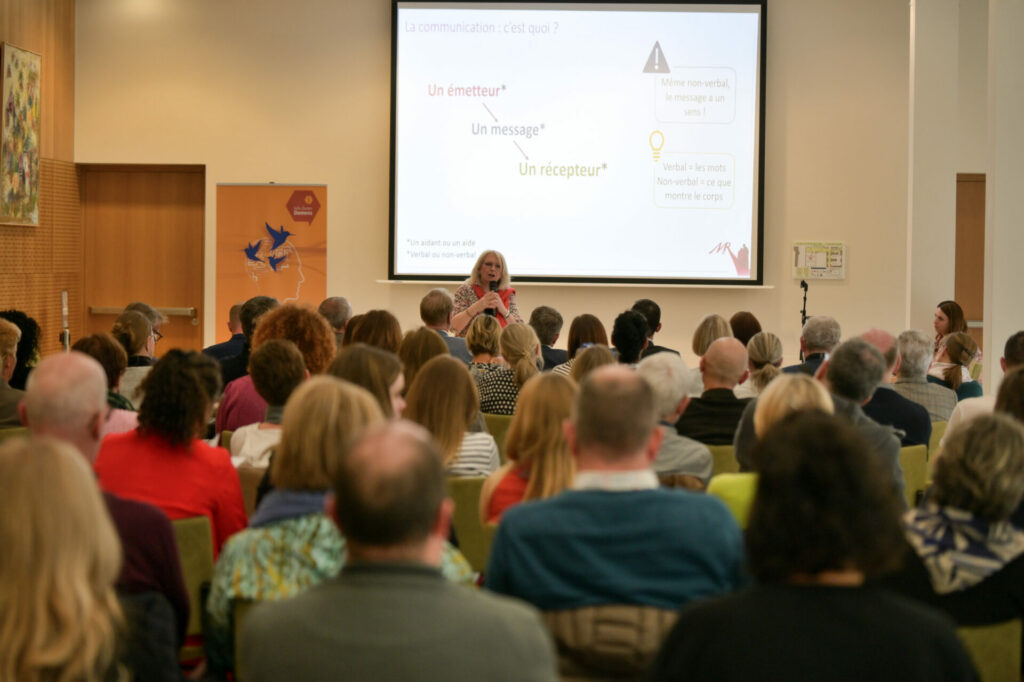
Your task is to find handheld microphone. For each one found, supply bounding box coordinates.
[485,280,498,316]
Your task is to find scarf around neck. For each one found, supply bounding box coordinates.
[472,284,515,327]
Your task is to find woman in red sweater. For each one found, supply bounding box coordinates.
[95,349,247,555]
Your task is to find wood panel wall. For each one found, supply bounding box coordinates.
[0,0,79,356]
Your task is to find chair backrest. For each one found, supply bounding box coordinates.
[447,476,491,573]
[233,599,257,682]
[969,362,983,381]
[236,464,266,517]
[483,413,514,464]
[708,444,739,475]
[707,473,758,528]
[929,421,947,460]
[899,445,928,508]
[171,516,215,663]
[958,619,1022,682]
[220,429,234,449]
[543,605,679,680]
[0,426,28,442]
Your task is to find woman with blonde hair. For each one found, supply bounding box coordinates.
[0,437,124,682]
[206,375,472,675]
[405,355,500,477]
[465,314,504,380]
[451,250,524,335]
[479,373,577,522]
[476,323,541,415]
[928,332,982,401]
[686,314,732,396]
[752,373,835,444]
[735,332,784,399]
[398,326,449,391]
[570,344,616,383]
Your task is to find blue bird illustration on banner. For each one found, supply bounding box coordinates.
[268,254,286,272]
[266,223,293,250]
[244,241,263,263]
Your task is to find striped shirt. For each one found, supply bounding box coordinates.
[447,432,500,477]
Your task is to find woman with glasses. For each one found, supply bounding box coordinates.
[111,309,157,407]
[451,250,523,336]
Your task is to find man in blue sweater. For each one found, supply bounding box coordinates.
[485,365,745,610]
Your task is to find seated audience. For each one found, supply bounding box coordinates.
[0,437,127,682]
[996,367,1024,422]
[752,374,835,441]
[782,315,841,376]
[685,313,732,395]
[476,323,541,415]
[934,299,969,357]
[610,309,649,366]
[929,332,983,401]
[636,352,713,483]
[893,329,958,421]
[633,298,679,358]
[569,344,616,383]
[480,373,577,522]
[318,295,353,348]
[529,305,568,370]
[203,302,246,360]
[111,309,155,406]
[945,331,1024,443]
[729,310,762,347]
[465,314,504,380]
[734,331,782,399]
[0,318,24,427]
[125,300,168,339]
[0,308,40,390]
[552,313,608,376]
[206,377,473,676]
[328,343,406,418]
[485,366,744,611]
[861,328,932,446]
[421,288,473,363]
[240,422,556,682]
[649,411,976,682]
[95,350,247,555]
[399,326,450,390]
[675,337,752,445]
[220,295,279,386]
[342,309,402,353]
[217,303,335,433]
[405,356,500,477]
[71,332,139,434]
[230,339,307,467]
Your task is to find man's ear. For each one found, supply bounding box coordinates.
[655,323,662,334]
[552,332,559,345]
[891,354,902,379]
[814,360,830,384]
[737,369,750,386]
[563,419,580,460]
[670,395,690,422]
[89,410,104,443]
[644,426,664,464]
[17,401,28,427]
[1001,357,1008,373]
[433,498,454,539]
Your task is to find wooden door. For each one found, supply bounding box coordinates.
[955,174,985,352]
[81,165,205,351]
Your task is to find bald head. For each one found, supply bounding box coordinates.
[573,365,657,461]
[860,328,898,373]
[23,352,108,462]
[701,337,749,388]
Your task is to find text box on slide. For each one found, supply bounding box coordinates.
[654,153,735,209]
[655,68,737,124]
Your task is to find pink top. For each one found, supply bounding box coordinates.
[216,375,268,434]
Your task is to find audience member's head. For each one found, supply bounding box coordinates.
[569,365,659,464]
[344,309,402,354]
[466,314,502,358]
[403,355,478,467]
[938,332,978,390]
[699,337,749,390]
[318,296,353,346]
[500,323,541,388]
[932,413,1024,523]
[935,300,968,338]
[226,302,244,334]
[111,310,152,358]
[691,314,731,357]
[398,326,449,390]
[896,330,933,380]
[124,301,168,336]
[747,411,904,583]
[1003,331,1024,371]
[0,437,123,682]
[271,375,383,492]
[251,303,336,375]
[729,311,762,347]
[753,373,834,442]
[630,299,662,339]
[72,333,128,392]
[22,352,109,462]
[566,314,608,360]
[341,313,364,347]
[329,343,405,419]
[505,373,577,501]
[746,331,783,393]
[825,338,886,404]
[995,367,1024,424]
[0,318,22,383]
[248,339,307,408]
[0,310,40,390]
[860,328,898,377]
[637,351,690,424]
[801,315,841,355]
[241,295,280,343]
[570,344,616,384]
[138,350,221,447]
[611,310,648,364]
[420,289,455,330]
[528,306,564,347]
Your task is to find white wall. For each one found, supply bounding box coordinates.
[958,0,988,173]
[75,0,912,368]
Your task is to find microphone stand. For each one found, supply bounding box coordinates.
[799,280,808,361]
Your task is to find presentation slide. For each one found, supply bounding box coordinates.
[390,2,764,283]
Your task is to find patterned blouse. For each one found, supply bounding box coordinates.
[453,282,523,336]
[468,361,504,382]
[476,366,521,415]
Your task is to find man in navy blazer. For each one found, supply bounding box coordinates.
[420,289,473,364]
[529,306,568,371]
[860,328,931,447]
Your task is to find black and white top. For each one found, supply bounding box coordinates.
[447,432,501,478]
[468,361,503,382]
[476,367,521,415]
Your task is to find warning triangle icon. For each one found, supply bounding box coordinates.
[643,42,670,73]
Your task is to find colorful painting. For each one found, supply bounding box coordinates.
[1,44,41,226]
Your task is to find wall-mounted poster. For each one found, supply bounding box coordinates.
[1,43,41,226]
[215,184,327,343]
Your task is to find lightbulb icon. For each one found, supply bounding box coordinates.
[649,130,665,162]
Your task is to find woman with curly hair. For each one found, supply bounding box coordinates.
[95,350,247,555]
[0,437,125,682]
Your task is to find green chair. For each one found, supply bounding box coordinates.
[0,426,28,442]
[707,473,758,528]
[483,413,514,464]
[220,429,233,449]
[171,516,215,663]
[708,444,739,475]
[899,445,928,508]
[447,477,492,573]
[958,619,1022,682]
[929,421,947,460]
[233,599,256,682]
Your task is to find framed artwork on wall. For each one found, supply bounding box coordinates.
[1,43,42,226]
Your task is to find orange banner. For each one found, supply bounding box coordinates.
[214,184,326,343]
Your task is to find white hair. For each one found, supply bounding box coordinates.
[636,352,689,420]
[24,352,107,433]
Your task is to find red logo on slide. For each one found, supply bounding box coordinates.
[286,190,321,224]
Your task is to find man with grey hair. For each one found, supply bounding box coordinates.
[893,329,957,421]
[318,296,353,349]
[0,318,23,427]
[783,315,841,376]
[486,366,743,614]
[419,288,472,364]
[637,352,712,484]
[675,337,752,445]
[860,328,932,446]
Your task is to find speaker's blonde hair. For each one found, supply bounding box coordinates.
[0,437,124,682]
[505,373,577,501]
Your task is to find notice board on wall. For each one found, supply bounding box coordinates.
[215,184,326,343]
